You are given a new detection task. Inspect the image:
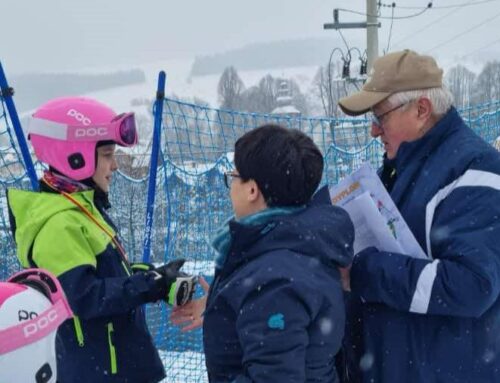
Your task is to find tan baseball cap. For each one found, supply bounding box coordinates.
[338,49,443,116]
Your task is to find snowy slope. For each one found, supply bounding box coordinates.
[82,58,320,111]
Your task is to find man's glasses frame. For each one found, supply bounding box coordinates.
[370,101,410,127]
[223,172,242,188]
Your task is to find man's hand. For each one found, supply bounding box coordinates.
[339,266,351,292]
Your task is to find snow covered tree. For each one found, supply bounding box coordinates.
[312,63,348,118]
[472,61,500,104]
[217,66,245,110]
[445,65,475,109]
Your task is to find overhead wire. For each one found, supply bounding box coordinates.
[391,1,473,48]
[425,8,500,52]
[336,5,431,19]
[460,37,500,58]
[392,0,499,9]
[385,5,396,53]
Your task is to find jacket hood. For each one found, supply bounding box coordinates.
[7,189,97,267]
[225,186,355,274]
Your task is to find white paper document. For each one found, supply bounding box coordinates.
[329,163,426,258]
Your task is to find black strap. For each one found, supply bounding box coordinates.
[0,86,14,98]
[27,242,38,268]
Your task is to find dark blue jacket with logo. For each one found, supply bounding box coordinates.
[349,107,500,382]
[203,187,355,383]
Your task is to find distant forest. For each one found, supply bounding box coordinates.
[10,69,146,112]
[190,38,336,76]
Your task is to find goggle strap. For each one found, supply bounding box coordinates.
[0,299,72,355]
[27,118,68,140]
[27,117,129,143]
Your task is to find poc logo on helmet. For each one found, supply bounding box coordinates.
[67,109,92,126]
[23,309,58,338]
[75,127,109,138]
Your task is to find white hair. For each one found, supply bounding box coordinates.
[387,87,454,116]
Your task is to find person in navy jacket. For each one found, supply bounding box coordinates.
[338,49,500,382]
[172,124,354,382]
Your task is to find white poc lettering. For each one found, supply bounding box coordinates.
[67,109,92,126]
[75,127,109,138]
[23,309,58,338]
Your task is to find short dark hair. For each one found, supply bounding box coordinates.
[234,124,323,207]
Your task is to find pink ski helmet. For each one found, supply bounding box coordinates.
[27,97,138,180]
[0,269,73,383]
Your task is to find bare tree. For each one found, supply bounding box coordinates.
[445,65,475,108]
[287,78,309,115]
[217,66,245,109]
[238,74,309,114]
[257,75,278,112]
[312,62,349,118]
[240,85,263,113]
[473,61,500,104]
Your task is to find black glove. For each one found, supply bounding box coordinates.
[149,259,197,307]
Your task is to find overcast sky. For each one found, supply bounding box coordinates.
[3,0,500,75]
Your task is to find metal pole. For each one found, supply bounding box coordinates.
[0,62,38,190]
[366,0,379,72]
[142,71,166,263]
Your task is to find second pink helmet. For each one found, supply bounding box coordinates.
[27,97,138,180]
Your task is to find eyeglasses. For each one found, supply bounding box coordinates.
[27,112,138,147]
[223,171,242,188]
[370,102,409,127]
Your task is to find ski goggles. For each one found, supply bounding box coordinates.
[0,269,73,355]
[7,269,70,305]
[27,112,138,147]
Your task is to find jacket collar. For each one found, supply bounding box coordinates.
[214,185,335,276]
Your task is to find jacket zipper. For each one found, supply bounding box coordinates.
[107,322,118,374]
[73,316,85,347]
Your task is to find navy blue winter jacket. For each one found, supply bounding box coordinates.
[350,107,500,382]
[203,186,355,383]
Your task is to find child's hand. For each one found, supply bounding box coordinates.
[170,276,210,332]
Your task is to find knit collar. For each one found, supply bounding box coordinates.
[40,170,111,210]
[41,170,91,194]
[211,206,304,270]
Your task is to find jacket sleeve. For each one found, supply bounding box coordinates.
[32,212,161,319]
[230,279,315,383]
[351,184,500,318]
[56,265,160,319]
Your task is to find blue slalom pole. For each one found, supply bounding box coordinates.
[142,71,166,263]
[0,62,38,191]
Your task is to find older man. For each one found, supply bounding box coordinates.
[338,50,500,382]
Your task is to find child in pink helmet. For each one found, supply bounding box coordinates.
[7,97,193,382]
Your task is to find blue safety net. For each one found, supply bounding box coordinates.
[2,77,500,381]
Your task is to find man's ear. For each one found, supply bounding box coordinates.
[417,97,433,120]
[246,179,262,203]
[245,179,269,212]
